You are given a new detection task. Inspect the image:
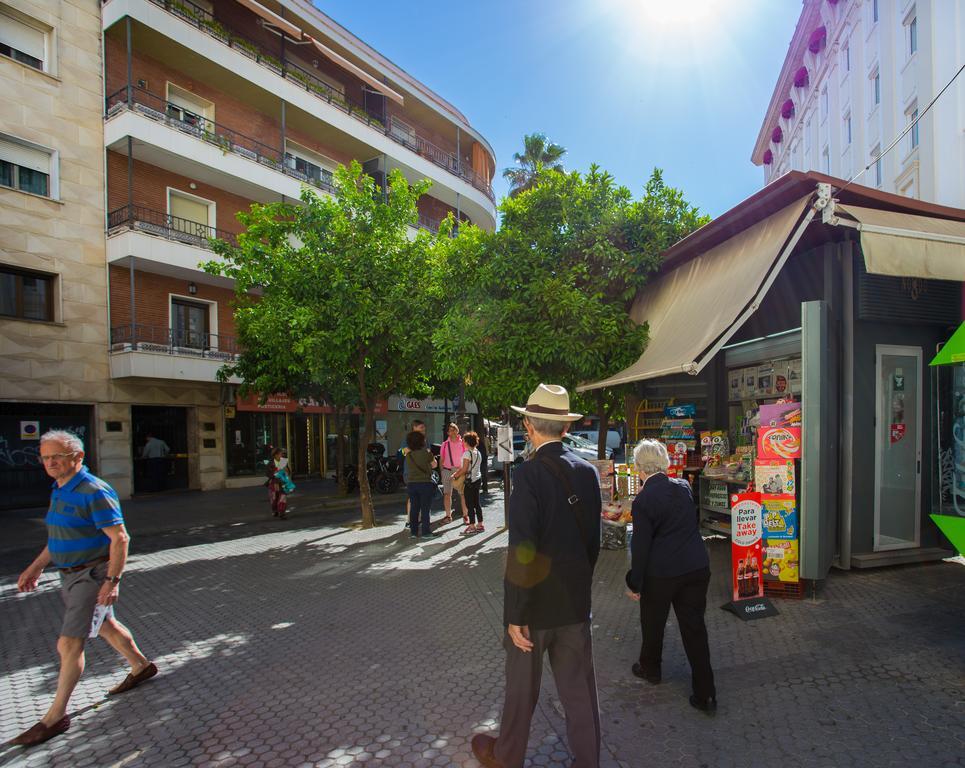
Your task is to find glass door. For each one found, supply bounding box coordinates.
[874,346,922,550]
[172,299,209,349]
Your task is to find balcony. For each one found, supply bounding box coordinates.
[108,203,238,249]
[106,86,337,198]
[104,0,494,203]
[109,323,242,382]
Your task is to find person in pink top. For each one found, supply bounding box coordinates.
[440,422,469,524]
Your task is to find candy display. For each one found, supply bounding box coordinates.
[763,539,799,582]
[755,459,796,495]
[761,496,798,540]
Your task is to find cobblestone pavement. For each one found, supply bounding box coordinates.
[0,487,963,768]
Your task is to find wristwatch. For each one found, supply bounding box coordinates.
[107,575,122,584]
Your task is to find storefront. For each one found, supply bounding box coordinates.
[386,396,479,454]
[581,171,965,582]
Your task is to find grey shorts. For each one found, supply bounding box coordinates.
[59,560,111,639]
[441,467,460,495]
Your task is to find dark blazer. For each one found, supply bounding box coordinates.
[504,442,602,630]
[627,473,708,592]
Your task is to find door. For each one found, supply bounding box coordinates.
[874,346,922,550]
[132,405,190,494]
[172,299,209,349]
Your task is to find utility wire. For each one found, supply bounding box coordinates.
[835,61,965,196]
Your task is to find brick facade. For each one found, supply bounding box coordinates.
[109,266,240,342]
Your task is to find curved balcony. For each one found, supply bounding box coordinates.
[105,0,495,203]
[108,203,238,248]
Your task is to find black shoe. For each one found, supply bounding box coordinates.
[689,694,717,714]
[631,663,661,684]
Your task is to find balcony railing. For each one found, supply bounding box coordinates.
[105,86,337,196]
[107,204,239,249]
[111,323,242,359]
[114,0,495,202]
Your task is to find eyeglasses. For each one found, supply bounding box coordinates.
[40,452,76,463]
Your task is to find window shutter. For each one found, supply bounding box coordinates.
[0,12,45,60]
[0,137,50,173]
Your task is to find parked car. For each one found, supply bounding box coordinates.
[570,429,623,454]
[491,433,612,472]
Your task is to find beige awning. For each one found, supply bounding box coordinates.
[307,36,404,106]
[835,204,965,281]
[579,195,814,391]
[235,0,301,39]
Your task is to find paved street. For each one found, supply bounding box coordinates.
[0,483,963,768]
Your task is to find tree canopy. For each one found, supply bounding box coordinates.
[203,161,447,527]
[502,132,567,196]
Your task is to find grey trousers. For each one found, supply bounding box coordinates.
[494,621,601,768]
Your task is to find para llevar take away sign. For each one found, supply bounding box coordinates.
[730,491,764,602]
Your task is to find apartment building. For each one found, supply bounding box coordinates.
[1,0,497,506]
[1,0,111,508]
[752,0,963,208]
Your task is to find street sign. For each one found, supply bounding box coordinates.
[496,425,513,462]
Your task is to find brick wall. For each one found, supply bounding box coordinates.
[107,151,256,235]
[109,266,240,342]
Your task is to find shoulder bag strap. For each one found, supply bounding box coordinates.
[536,453,593,562]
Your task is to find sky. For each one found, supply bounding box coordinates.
[317,0,804,219]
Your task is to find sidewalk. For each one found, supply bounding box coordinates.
[0,486,963,767]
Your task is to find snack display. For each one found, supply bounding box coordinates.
[755,459,796,495]
[763,539,799,582]
[757,426,801,460]
[761,496,798,539]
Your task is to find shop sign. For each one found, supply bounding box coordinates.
[393,397,478,414]
[890,423,906,443]
[20,421,40,440]
[730,492,764,601]
[757,426,801,459]
[235,393,387,415]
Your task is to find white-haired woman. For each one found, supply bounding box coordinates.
[625,439,717,714]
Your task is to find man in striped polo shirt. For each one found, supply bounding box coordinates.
[9,430,158,748]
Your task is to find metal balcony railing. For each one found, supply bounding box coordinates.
[107,204,239,249]
[105,86,338,196]
[109,0,495,202]
[110,323,242,359]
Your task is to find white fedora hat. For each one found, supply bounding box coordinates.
[511,383,582,422]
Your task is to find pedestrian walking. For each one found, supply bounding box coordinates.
[471,384,602,768]
[401,419,426,530]
[9,430,158,749]
[404,429,438,538]
[267,448,294,519]
[625,439,717,714]
[454,431,484,534]
[440,422,468,524]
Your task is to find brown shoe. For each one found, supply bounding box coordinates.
[108,661,158,695]
[470,733,505,768]
[8,716,70,747]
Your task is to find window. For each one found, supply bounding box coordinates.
[844,113,852,145]
[284,142,334,189]
[0,135,53,197]
[165,83,214,133]
[871,145,882,187]
[171,298,210,350]
[843,42,851,73]
[0,7,48,72]
[167,188,215,242]
[820,86,829,122]
[822,145,830,175]
[804,115,812,153]
[870,69,881,107]
[907,104,919,150]
[872,0,879,24]
[907,13,917,56]
[0,266,53,321]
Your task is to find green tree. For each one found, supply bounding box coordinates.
[502,132,566,197]
[203,161,446,527]
[435,166,708,458]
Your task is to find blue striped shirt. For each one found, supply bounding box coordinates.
[45,466,124,568]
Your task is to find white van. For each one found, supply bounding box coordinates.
[571,429,622,453]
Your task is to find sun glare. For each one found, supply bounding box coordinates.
[630,0,726,29]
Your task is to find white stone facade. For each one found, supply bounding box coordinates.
[752,0,964,208]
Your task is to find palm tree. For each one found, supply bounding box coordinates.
[502,132,566,196]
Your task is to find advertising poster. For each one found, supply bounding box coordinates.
[758,401,802,429]
[757,426,801,460]
[761,496,798,539]
[731,492,764,601]
[763,539,800,582]
[754,459,796,495]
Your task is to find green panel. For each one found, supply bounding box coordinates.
[930,514,965,554]
[929,322,965,366]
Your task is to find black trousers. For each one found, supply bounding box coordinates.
[495,621,600,768]
[638,566,716,702]
[464,479,483,524]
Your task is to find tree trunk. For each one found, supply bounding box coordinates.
[595,391,608,460]
[358,399,377,528]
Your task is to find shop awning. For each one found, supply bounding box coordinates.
[235,0,302,39]
[834,204,965,281]
[307,36,405,106]
[579,195,815,391]
[929,322,965,366]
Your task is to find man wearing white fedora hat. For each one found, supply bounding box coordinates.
[471,384,602,768]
